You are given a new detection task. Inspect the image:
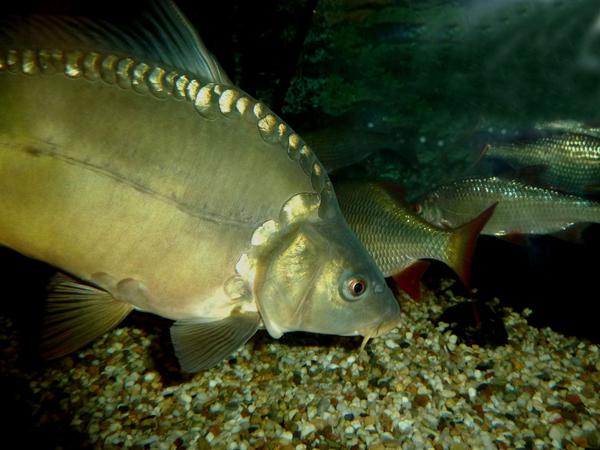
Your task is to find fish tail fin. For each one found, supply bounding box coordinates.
[41,273,134,360]
[447,202,498,289]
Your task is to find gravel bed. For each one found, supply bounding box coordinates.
[1,288,599,449]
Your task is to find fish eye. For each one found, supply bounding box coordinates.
[413,203,423,214]
[341,276,368,301]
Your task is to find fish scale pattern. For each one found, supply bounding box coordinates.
[336,183,450,277]
[0,47,328,197]
[486,133,600,195]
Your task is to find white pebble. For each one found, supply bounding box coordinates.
[549,425,565,443]
[178,393,192,405]
[396,419,413,433]
[468,387,477,401]
[300,421,316,438]
[280,431,293,442]
[385,339,399,349]
[143,372,156,382]
[441,389,456,398]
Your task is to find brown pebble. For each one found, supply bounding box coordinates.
[363,415,376,427]
[582,384,595,398]
[259,354,272,363]
[380,414,393,432]
[208,425,221,436]
[330,397,338,407]
[321,425,334,439]
[566,394,582,405]
[406,384,418,395]
[472,404,484,418]
[87,366,99,376]
[368,445,384,450]
[479,385,494,401]
[258,372,274,382]
[511,359,524,370]
[573,436,588,447]
[562,408,579,423]
[412,394,429,408]
[522,385,535,395]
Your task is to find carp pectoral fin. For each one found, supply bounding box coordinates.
[41,273,134,360]
[170,310,260,373]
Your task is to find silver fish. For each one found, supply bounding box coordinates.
[334,180,496,300]
[0,1,400,372]
[417,176,600,236]
[482,127,600,195]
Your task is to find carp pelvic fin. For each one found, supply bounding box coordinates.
[170,309,260,372]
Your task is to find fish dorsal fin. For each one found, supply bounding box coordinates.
[137,0,232,84]
[0,0,231,85]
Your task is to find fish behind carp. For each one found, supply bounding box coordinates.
[0,0,400,372]
[335,181,496,299]
[482,125,600,195]
[418,176,600,237]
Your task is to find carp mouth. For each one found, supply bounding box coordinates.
[357,310,401,351]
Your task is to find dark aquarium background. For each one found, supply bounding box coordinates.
[1,0,600,448]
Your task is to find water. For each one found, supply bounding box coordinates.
[1,1,599,447]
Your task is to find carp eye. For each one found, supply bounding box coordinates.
[413,203,423,214]
[342,276,368,301]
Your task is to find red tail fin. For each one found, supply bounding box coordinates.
[390,260,431,302]
[447,202,498,289]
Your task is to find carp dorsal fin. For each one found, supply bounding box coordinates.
[170,310,260,372]
[139,0,232,84]
[41,273,134,360]
[0,0,231,85]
